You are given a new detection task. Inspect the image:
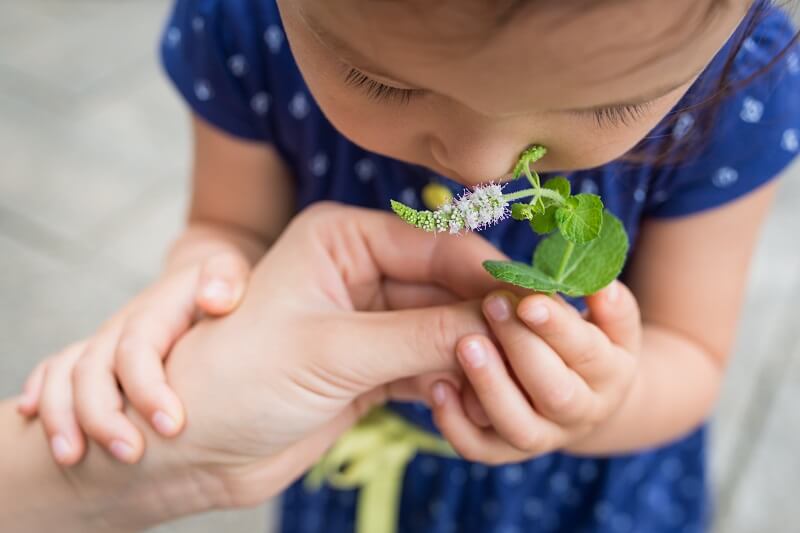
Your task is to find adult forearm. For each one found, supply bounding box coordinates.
[0,400,216,533]
[566,324,723,455]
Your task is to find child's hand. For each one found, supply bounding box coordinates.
[16,251,251,465]
[429,280,641,464]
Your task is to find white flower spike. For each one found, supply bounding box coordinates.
[391,183,509,234]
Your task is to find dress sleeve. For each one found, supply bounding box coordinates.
[159,0,280,142]
[644,9,799,218]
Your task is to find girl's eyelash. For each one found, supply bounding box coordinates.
[342,65,651,126]
[585,102,652,128]
[343,68,419,105]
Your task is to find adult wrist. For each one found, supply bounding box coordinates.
[63,412,225,532]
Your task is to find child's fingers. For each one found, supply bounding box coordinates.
[461,385,491,428]
[115,316,185,437]
[17,358,49,417]
[72,334,145,464]
[429,380,528,465]
[196,252,250,315]
[516,292,617,386]
[585,280,643,355]
[37,344,87,466]
[483,293,594,425]
[454,334,565,452]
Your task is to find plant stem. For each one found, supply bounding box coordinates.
[503,188,564,203]
[555,241,575,282]
[523,166,541,189]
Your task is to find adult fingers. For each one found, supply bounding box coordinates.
[325,300,488,390]
[304,204,508,300]
[382,280,458,310]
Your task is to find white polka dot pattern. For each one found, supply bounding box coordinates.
[712,166,739,188]
[309,153,329,177]
[289,92,310,119]
[264,25,284,53]
[193,80,213,101]
[781,128,799,152]
[740,96,764,123]
[227,54,247,76]
[165,27,181,47]
[251,92,271,115]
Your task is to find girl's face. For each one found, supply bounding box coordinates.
[277,0,748,185]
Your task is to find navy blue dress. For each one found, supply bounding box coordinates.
[160,1,800,531]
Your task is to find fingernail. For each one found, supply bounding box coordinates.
[460,339,487,368]
[606,282,619,303]
[51,434,72,462]
[201,280,233,304]
[431,382,448,406]
[109,440,135,463]
[485,294,511,322]
[522,304,550,325]
[152,410,178,435]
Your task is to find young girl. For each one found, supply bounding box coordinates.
[18,0,800,531]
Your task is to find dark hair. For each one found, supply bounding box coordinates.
[502,0,800,165]
[638,0,800,166]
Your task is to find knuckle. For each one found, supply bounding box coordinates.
[422,309,455,364]
[115,332,143,363]
[71,353,95,386]
[74,404,109,438]
[539,378,579,416]
[302,201,342,224]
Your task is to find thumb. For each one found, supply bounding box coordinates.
[328,301,489,389]
[585,280,642,354]
[196,252,251,315]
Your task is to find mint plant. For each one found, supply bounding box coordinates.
[390,146,629,297]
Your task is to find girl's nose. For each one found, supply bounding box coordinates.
[428,132,518,185]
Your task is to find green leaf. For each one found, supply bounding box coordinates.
[483,211,629,296]
[530,205,557,234]
[543,176,571,200]
[510,203,534,221]
[482,261,564,294]
[555,193,603,244]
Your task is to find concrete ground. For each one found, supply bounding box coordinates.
[1,2,798,532]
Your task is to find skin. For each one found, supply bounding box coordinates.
[2,204,515,532]
[20,0,780,491]
[278,0,748,179]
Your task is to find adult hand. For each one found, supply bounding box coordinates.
[160,202,506,508]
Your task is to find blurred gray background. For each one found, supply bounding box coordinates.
[1,1,799,532]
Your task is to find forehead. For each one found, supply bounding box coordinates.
[289,0,749,115]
